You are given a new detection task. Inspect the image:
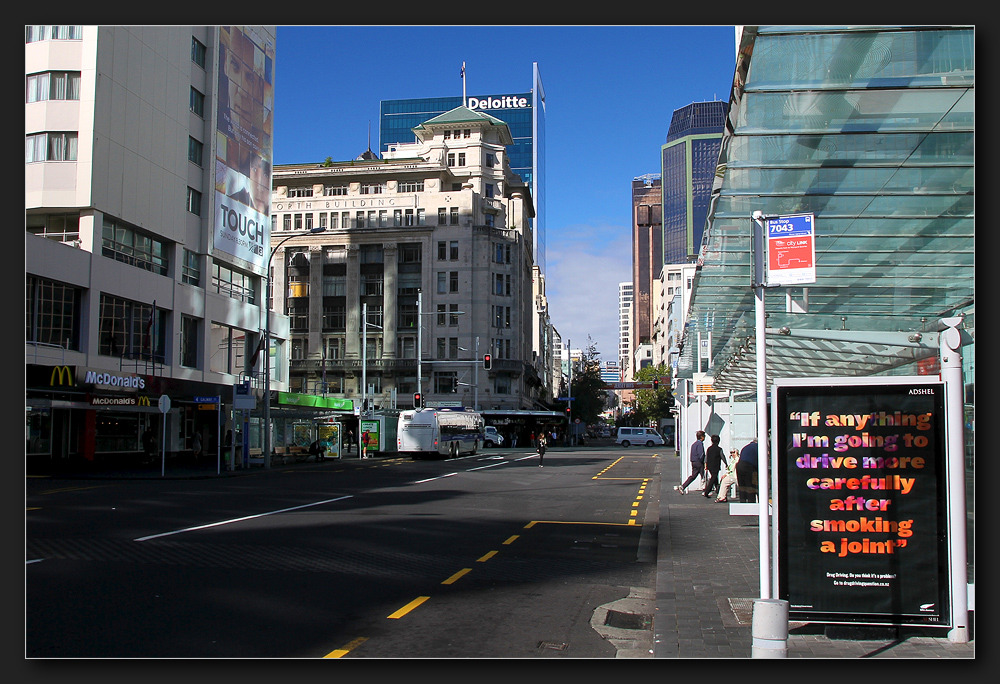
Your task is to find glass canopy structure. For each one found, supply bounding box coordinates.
[676,26,974,396]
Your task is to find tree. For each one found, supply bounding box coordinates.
[555,336,607,426]
[627,363,674,426]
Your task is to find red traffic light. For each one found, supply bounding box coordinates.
[483,353,492,370]
[413,392,422,408]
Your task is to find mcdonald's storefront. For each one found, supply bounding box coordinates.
[26,364,239,469]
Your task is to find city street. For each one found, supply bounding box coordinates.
[26,446,661,658]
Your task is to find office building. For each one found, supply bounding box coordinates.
[660,100,727,264]
[26,26,288,470]
[631,173,662,372]
[379,64,546,275]
[268,105,548,412]
[618,281,633,380]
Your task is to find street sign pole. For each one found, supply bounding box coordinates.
[752,211,771,601]
[157,394,171,477]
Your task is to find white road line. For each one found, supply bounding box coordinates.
[412,472,458,484]
[467,461,506,471]
[26,559,44,565]
[133,495,354,542]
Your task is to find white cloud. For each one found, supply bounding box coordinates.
[544,222,631,360]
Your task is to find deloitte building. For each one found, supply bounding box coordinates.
[380,63,547,274]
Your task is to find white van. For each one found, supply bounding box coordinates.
[483,426,505,448]
[616,427,665,447]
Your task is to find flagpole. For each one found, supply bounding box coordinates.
[462,61,466,107]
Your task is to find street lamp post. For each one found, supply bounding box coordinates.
[262,226,326,469]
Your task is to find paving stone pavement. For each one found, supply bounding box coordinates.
[652,455,975,659]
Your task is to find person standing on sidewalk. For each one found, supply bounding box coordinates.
[675,430,706,494]
[361,430,371,459]
[536,432,547,467]
[703,434,727,499]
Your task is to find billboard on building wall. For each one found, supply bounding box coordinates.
[212,26,275,273]
[774,377,949,626]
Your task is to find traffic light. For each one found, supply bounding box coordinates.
[653,377,659,390]
[413,392,422,408]
[483,353,492,370]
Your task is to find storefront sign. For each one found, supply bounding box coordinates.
[775,378,948,626]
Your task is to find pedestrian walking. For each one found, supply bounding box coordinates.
[736,438,759,502]
[345,429,354,454]
[191,431,203,463]
[536,432,547,466]
[675,430,706,494]
[703,434,727,499]
[361,430,371,459]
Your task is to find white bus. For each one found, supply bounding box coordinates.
[397,407,485,459]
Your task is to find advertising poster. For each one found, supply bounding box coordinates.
[775,378,949,626]
[361,419,381,452]
[319,423,341,459]
[213,26,275,273]
[765,213,816,286]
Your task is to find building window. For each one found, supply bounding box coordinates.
[187,187,202,215]
[404,209,414,226]
[485,184,494,198]
[379,210,388,227]
[495,374,511,395]
[362,273,383,296]
[101,217,169,276]
[212,260,257,304]
[397,180,424,192]
[287,186,313,198]
[25,132,77,162]
[323,274,346,297]
[398,302,418,330]
[182,249,201,286]
[26,25,82,42]
[25,276,81,351]
[323,185,348,195]
[434,371,458,394]
[486,153,495,167]
[190,87,204,117]
[290,338,307,361]
[438,208,447,225]
[438,241,447,260]
[360,182,385,195]
[360,244,383,264]
[180,315,200,368]
[305,213,313,230]
[99,294,165,361]
[26,213,79,244]
[26,71,81,102]
[399,242,422,264]
[436,338,446,360]
[450,271,459,293]
[450,241,459,260]
[417,208,426,225]
[495,273,503,296]
[449,304,460,326]
[447,153,455,167]
[323,305,346,331]
[437,272,447,295]
[463,129,471,138]
[288,303,308,331]
[458,153,466,166]
[356,211,365,229]
[437,304,447,326]
[294,214,302,230]
[191,37,207,68]
[188,136,203,166]
[319,212,328,229]
[450,207,459,225]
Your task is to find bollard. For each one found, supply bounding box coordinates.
[751,598,789,658]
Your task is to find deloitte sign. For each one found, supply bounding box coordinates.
[467,95,529,110]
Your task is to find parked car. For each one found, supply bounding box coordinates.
[484,426,505,448]
[615,427,665,447]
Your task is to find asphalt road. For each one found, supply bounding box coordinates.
[26,446,663,658]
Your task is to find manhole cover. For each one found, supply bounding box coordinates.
[604,610,653,630]
[722,597,755,626]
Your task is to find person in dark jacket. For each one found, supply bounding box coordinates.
[676,430,706,494]
[703,434,727,499]
[736,438,759,502]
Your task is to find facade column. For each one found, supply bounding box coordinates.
[307,244,324,368]
[382,242,398,359]
[345,244,360,360]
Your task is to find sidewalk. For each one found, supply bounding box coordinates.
[653,453,975,658]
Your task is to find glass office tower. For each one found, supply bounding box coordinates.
[380,63,546,273]
[660,100,727,264]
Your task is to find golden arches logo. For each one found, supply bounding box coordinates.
[50,366,74,386]
[137,396,151,406]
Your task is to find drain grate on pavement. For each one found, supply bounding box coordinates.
[537,641,568,650]
[604,609,653,630]
[719,597,755,626]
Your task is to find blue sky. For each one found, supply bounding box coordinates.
[272,25,738,361]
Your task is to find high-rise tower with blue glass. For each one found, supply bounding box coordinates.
[380,63,546,275]
[660,100,728,264]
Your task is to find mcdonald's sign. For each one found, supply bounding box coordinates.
[137,396,151,407]
[49,365,75,387]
